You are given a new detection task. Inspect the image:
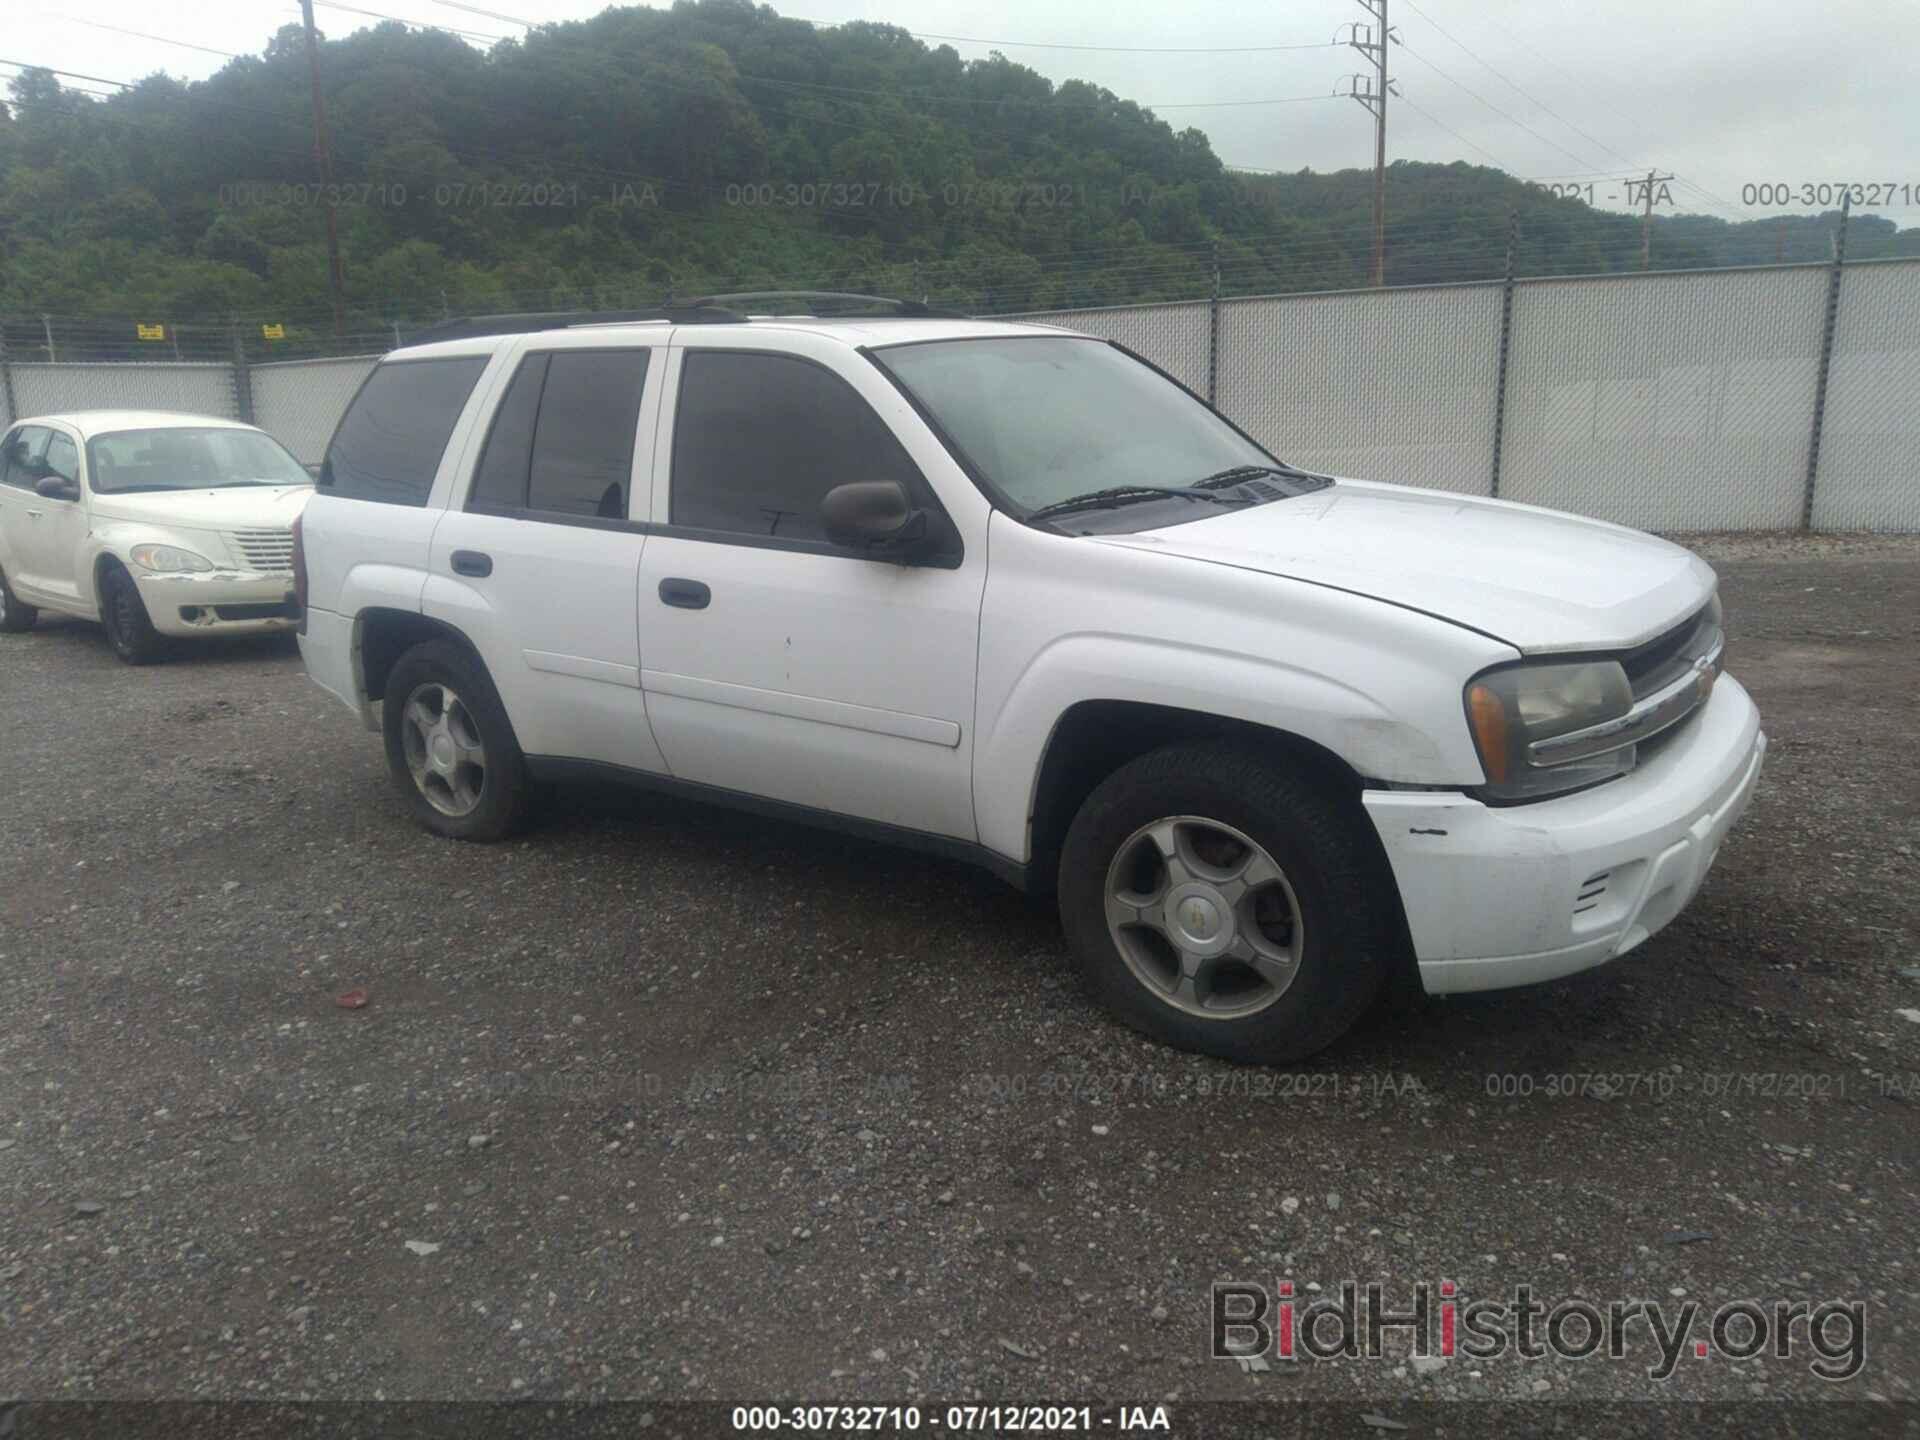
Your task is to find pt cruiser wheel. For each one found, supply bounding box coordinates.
[382,639,531,842]
[99,562,162,664]
[0,563,37,633]
[1061,740,1394,1064]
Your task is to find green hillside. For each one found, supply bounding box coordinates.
[1,0,1914,337]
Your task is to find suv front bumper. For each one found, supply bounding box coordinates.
[1363,674,1765,995]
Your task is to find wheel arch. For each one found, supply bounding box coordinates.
[355,606,489,707]
[1025,699,1421,1000]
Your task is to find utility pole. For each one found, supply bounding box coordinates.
[1636,169,1674,272]
[1346,2,1394,286]
[299,0,348,336]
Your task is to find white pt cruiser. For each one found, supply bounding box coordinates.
[0,411,311,662]
[294,296,1765,1063]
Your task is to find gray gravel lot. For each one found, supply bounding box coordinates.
[1,535,1916,1431]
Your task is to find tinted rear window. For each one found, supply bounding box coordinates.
[468,349,650,519]
[322,356,486,506]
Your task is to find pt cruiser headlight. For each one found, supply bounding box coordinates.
[129,543,214,574]
[1465,659,1635,802]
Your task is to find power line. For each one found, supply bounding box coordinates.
[456,3,1345,56]
[1396,0,1633,174]
[40,17,241,59]
[1391,38,1601,176]
[308,1,509,44]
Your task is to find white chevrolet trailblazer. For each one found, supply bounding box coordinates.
[293,294,1764,1062]
[0,411,312,663]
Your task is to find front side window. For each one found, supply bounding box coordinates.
[85,428,310,493]
[671,351,922,543]
[44,432,79,485]
[873,336,1312,532]
[322,356,486,507]
[1,427,51,489]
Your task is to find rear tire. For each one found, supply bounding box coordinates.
[100,562,163,664]
[382,639,531,842]
[1059,740,1393,1065]
[0,564,36,633]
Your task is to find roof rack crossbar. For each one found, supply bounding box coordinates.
[400,291,970,346]
[403,304,746,345]
[679,290,971,319]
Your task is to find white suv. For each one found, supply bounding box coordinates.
[295,294,1765,1062]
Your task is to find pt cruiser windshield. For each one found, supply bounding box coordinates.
[86,427,312,494]
[873,335,1327,531]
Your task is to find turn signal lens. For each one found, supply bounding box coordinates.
[1467,683,1510,785]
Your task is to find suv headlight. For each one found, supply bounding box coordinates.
[1465,659,1634,802]
[129,543,214,574]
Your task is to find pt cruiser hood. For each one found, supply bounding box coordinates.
[88,484,313,530]
[1108,478,1716,654]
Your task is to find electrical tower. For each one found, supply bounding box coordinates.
[1343,2,1396,287]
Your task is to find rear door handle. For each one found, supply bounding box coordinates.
[450,550,492,578]
[658,577,710,610]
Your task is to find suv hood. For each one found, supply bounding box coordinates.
[88,485,312,530]
[1107,478,1715,653]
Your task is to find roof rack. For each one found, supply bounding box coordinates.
[402,304,747,346]
[679,291,971,319]
[399,292,970,347]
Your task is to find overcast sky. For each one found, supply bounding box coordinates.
[9,0,1919,223]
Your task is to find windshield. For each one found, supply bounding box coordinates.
[874,336,1306,529]
[85,427,312,494]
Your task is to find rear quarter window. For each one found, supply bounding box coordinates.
[321,356,487,506]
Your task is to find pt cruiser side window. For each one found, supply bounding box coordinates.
[670,351,923,544]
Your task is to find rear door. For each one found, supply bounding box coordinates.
[424,335,667,774]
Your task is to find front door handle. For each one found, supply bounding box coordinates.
[450,550,492,578]
[658,577,710,610]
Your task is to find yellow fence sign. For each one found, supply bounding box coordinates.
[136,323,166,341]
[261,323,286,340]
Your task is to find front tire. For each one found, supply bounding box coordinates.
[382,639,531,842]
[0,563,37,633]
[100,562,163,664]
[1059,741,1394,1065]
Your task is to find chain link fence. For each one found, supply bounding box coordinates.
[1499,266,1830,531]
[8,362,238,425]
[4,257,1917,531]
[250,356,381,466]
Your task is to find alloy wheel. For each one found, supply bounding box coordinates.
[400,682,488,817]
[1103,814,1305,1018]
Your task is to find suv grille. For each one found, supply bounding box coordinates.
[225,528,296,574]
[1621,600,1721,701]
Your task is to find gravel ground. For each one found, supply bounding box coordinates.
[1,536,1916,1433]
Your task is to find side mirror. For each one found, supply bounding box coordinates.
[35,475,79,502]
[820,480,931,558]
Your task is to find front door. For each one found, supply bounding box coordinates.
[635,344,985,841]
[12,427,89,606]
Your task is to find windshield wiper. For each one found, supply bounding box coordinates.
[1028,485,1248,521]
[1191,463,1333,491]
